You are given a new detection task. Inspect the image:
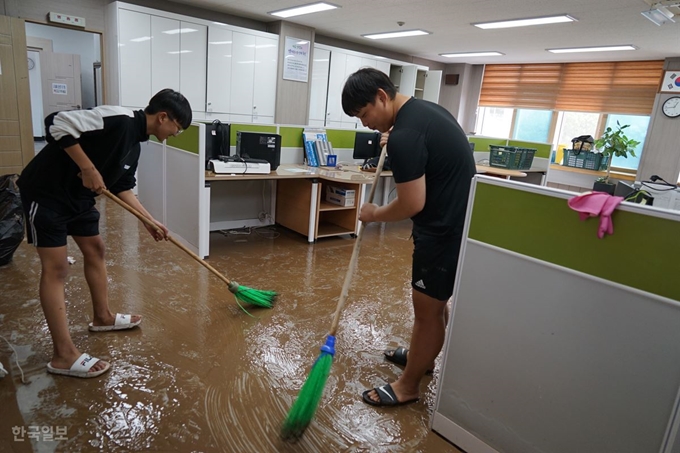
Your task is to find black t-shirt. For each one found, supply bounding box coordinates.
[388,98,476,237]
[17,106,149,215]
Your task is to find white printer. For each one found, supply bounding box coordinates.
[208,156,271,175]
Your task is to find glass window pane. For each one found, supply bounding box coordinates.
[476,107,512,138]
[603,114,649,170]
[554,111,600,150]
[513,109,552,142]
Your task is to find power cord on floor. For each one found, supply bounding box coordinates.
[0,335,27,384]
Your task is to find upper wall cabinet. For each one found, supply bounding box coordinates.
[115,7,207,112]
[179,22,207,113]
[118,9,151,108]
[206,26,233,114]
[107,2,277,124]
[309,47,330,127]
[308,44,440,129]
[150,16,180,96]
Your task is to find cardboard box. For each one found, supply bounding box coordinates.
[326,185,356,199]
[326,191,355,207]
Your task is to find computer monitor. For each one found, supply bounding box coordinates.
[353,131,381,164]
[614,181,635,198]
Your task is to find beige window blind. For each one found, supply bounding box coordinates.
[479,61,664,115]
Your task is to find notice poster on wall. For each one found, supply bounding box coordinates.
[52,83,68,95]
[283,37,310,83]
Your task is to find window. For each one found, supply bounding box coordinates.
[554,112,600,150]
[604,114,650,170]
[513,109,552,142]
[476,107,513,138]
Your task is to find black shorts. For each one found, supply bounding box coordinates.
[411,231,463,301]
[22,196,100,248]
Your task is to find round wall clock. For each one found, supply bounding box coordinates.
[27,57,35,70]
[662,96,680,118]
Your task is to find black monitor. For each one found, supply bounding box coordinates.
[353,131,381,164]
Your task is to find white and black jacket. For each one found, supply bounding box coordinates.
[18,106,149,214]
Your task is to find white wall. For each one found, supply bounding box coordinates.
[25,22,100,109]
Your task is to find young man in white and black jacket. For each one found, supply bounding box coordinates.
[17,89,192,379]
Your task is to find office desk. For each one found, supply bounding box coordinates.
[476,164,527,179]
[206,165,381,244]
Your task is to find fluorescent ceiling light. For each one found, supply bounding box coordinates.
[474,15,576,29]
[363,30,431,40]
[130,36,151,42]
[547,45,637,53]
[209,41,232,45]
[440,51,504,58]
[163,28,198,35]
[268,2,338,18]
[641,6,676,25]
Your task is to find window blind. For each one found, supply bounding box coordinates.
[479,61,664,115]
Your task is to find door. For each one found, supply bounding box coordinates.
[179,21,207,112]
[151,16,180,96]
[309,47,330,124]
[118,9,151,108]
[423,70,442,103]
[252,35,277,122]
[230,31,256,117]
[41,52,82,117]
[206,26,233,114]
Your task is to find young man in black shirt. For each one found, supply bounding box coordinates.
[342,68,476,406]
[18,89,192,378]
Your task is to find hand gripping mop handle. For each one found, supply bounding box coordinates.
[101,189,235,286]
[328,145,388,336]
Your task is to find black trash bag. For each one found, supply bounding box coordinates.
[0,174,24,266]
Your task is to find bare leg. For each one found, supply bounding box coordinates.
[73,235,141,327]
[36,246,108,372]
[366,289,446,403]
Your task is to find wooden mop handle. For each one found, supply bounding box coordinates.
[100,189,233,286]
[329,144,388,335]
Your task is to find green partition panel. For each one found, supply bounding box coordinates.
[325,129,357,149]
[164,124,199,155]
[508,139,552,158]
[468,181,680,301]
[280,126,304,148]
[468,136,508,151]
[230,123,277,146]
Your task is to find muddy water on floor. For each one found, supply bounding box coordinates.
[0,198,461,452]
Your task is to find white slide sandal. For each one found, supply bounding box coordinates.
[46,353,110,378]
[88,313,142,332]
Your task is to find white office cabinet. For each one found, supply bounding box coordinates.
[326,51,346,123]
[377,60,391,76]
[151,16,180,96]
[119,9,151,108]
[206,26,233,114]
[400,65,418,97]
[252,36,277,122]
[179,21,207,112]
[229,32,277,123]
[360,57,376,69]
[309,47,330,124]
[230,32,256,116]
[423,69,442,103]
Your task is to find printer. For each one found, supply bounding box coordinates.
[208,155,271,174]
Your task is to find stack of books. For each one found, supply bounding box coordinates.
[302,128,334,167]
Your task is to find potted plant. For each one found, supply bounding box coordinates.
[592,121,640,194]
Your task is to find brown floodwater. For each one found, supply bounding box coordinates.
[0,197,461,452]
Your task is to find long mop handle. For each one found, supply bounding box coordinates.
[329,145,388,336]
[101,189,234,286]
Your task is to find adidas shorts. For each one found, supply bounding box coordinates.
[411,230,462,301]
